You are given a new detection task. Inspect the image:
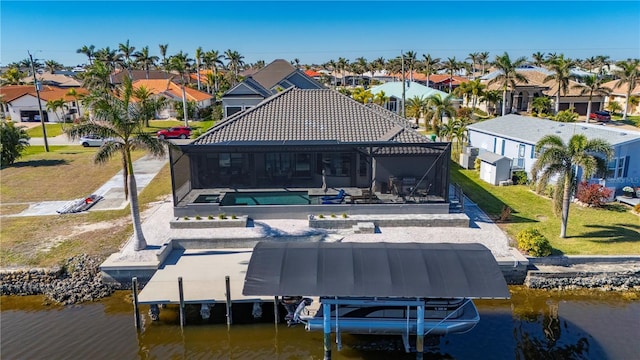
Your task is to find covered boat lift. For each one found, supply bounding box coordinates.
[243,242,510,359]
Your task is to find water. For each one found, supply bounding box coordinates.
[2,287,639,359]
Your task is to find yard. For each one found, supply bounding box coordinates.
[450,163,640,255]
[25,119,216,138]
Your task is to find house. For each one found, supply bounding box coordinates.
[481,66,607,115]
[111,69,175,84]
[221,59,325,118]
[467,114,640,193]
[369,81,460,115]
[0,85,88,122]
[132,79,213,119]
[169,88,451,216]
[21,71,82,88]
[602,79,640,115]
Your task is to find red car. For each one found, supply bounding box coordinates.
[157,126,192,139]
[589,111,611,122]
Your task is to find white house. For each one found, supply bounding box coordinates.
[0,85,88,123]
[467,115,640,193]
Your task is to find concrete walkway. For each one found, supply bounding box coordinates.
[4,154,168,217]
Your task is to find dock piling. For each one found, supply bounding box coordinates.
[274,296,279,324]
[132,277,141,330]
[225,275,233,326]
[323,302,331,360]
[416,303,424,359]
[178,277,185,327]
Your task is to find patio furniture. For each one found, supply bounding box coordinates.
[321,189,346,204]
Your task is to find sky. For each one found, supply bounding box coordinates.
[1,1,639,68]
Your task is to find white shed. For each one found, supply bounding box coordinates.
[478,152,512,185]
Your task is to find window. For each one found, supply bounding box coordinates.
[616,157,626,178]
[603,156,629,179]
[321,153,351,177]
[294,154,311,178]
[226,106,242,117]
[265,153,292,176]
[518,144,525,158]
[358,153,368,177]
[501,139,506,155]
[219,153,244,175]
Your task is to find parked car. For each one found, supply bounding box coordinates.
[589,111,611,121]
[157,126,192,139]
[79,135,111,147]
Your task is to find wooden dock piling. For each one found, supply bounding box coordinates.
[178,277,185,327]
[225,275,233,326]
[132,277,141,330]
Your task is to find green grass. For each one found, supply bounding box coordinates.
[450,162,640,255]
[611,115,640,128]
[145,119,215,134]
[25,124,65,137]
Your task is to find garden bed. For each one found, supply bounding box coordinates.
[170,215,248,229]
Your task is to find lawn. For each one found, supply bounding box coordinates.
[25,123,65,137]
[611,115,640,128]
[450,163,640,255]
[26,119,216,138]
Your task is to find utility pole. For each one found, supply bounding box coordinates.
[28,51,49,152]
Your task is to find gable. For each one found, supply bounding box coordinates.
[283,71,325,89]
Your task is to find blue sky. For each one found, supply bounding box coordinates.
[2,1,639,67]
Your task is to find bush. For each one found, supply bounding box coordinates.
[217,213,227,220]
[474,157,481,172]
[553,109,578,123]
[457,107,473,119]
[512,170,528,185]
[516,228,552,257]
[1,122,30,167]
[474,108,488,117]
[576,182,613,207]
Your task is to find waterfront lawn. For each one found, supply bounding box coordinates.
[451,163,640,255]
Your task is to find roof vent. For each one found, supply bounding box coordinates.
[620,133,627,136]
[582,127,588,130]
[555,131,561,134]
[559,124,565,127]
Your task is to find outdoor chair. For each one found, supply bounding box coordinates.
[321,189,346,204]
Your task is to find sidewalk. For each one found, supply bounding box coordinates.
[4,155,168,217]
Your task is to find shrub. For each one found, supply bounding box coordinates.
[231,214,237,219]
[207,215,214,220]
[1,122,30,167]
[474,157,481,172]
[195,215,202,220]
[474,108,488,117]
[218,213,227,220]
[330,213,337,218]
[341,213,348,218]
[576,182,613,207]
[512,170,528,185]
[183,216,190,220]
[457,107,473,119]
[318,214,324,219]
[516,228,552,257]
[553,109,578,123]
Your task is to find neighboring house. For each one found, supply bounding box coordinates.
[467,114,640,193]
[481,66,607,115]
[111,69,175,84]
[170,88,451,215]
[0,85,88,122]
[221,59,325,118]
[21,72,82,88]
[132,79,214,119]
[369,81,460,115]
[602,79,640,115]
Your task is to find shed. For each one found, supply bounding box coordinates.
[478,152,512,185]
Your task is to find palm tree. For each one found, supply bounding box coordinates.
[489,52,528,115]
[118,40,136,78]
[204,50,225,96]
[195,47,203,91]
[425,93,456,133]
[337,57,349,86]
[467,52,480,78]
[442,57,459,93]
[133,46,159,80]
[406,96,427,127]
[354,57,368,86]
[531,96,552,115]
[65,76,168,251]
[46,98,66,126]
[531,134,612,238]
[467,79,486,111]
[422,54,440,88]
[76,45,96,65]
[606,100,623,115]
[478,51,490,76]
[66,88,84,119]
[1,67,25,85]
[531,51,546,67]
[168,51,192,126]
[94,47,123,85]
[582,56,598,73]
[224,49,245,85]
[80,61,114,93]
[612,58,640,120]
[453,82,473,107]
[452,119,468,152]
[480,90,502,116]
[373,90,388,106]
[132,85,167,127]
[404,51,417,82]
[351,87,373,104]
[544,54,577,114]
[44,60,63,73]
[572,74,612,123]
[159,44,169,74]
[595,55,611,75]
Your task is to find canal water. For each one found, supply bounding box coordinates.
[2,287,639,359]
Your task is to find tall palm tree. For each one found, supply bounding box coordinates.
[159,44,169,76]
[94,47,123,85]
[489,52,528,115]
[425,93,456,133]
[532,134,612,238]
[480,89,502,116]
[337,57,349,86]
[531,51,546,67]
[582,56,598,73]
[612,58,640,120]
[373,90,388,106]
[132,85,167,127]
[442,57,459,93]
[168,51,192,126]
[80,60,114,93]
[195,47,203,91]
[133,46,159,80]
[76,45,96,65]
[65,76,168,251]
[1,67,25,85]
[324,59,338,88]
[224,49,245,85]
[118,40,136,78]
[354,57,368,85]
[453,81,473,107]
[204,50,225,96]
[595,55,611,75]
[66,88,84,119]
[422,54,440,88]
[467,52,480,78]
[478,51,490,76]
[406,96,427,127]
[44,60,63,73]
[572,74,612,123]
[46,98,67,126]
[544,54,577,114]
[452,119,468,152]
[404,51,417,82]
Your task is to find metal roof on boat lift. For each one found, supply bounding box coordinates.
[242,242,511,299]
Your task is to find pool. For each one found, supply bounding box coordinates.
[219,191,321,206]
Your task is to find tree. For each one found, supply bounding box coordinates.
[553,109,578,122]
[404,51,417,82]
[337,57,349,86]
[133,46,159,80]
[132,85,165,127]
[531,96,552,115]
[467,52,480,78]
[478,51,490,75]
[118,40,136,78]
[351,87,373,104]
[489,52,528,115]
[606,100,622,115]
[406,96,427,127]
[422,54,440,88]
[195,47,203,91]
[373,90,388,106]
[203,50,225,96]
[44,60,63,73]
[531,51,546,67]
[66,88,84,119]
[159,43,169,73]
[65,76,167,251]
[425,93,456,133]
[224,49,245,85]
[1,122,30,167]
[80,60,114,93]
[612,58,640,120]
[442,57,459,93]
[1,67,25,85]
[572,74,611,123]
[544,55,577,114]
[46,98,67,127]
[94,47,123,85]
[532,134,612,238]
[76,44,96,65]
[168,51,192,126]
[480,89,502,116]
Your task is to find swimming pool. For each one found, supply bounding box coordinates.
[219,191,321,206]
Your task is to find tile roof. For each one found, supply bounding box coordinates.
[0,85,36,102]
[602,79,640,96]
[111,70,174,83]
[21,72,82,87]
[483,68,596,97]
[194,88,432,147]
[37,87,89,101]
[468,114,640,146]
[251,59,298,89]
[0,85,88,102]
[132,79,213,102]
